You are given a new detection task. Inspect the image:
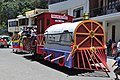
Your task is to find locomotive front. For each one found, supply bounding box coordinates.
[43,20,109,72]
[72,20,109,72]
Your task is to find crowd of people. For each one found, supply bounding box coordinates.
[11,26,37,51]
[18,27,37,38]
[107,39,120,57]
[112,51,120,80]
[21,27,37,50]
[107,39,120,80]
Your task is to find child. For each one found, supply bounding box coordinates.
[112,52,120,80]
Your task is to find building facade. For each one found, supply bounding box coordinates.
[8,19,18,33]
[48,0,120,42]
[90,0,120,42]
[8,9,48,35]
[48,0,89,21]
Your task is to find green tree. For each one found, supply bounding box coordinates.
[0,0,48,34]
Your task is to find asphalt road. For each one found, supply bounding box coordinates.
[0,48,118,80]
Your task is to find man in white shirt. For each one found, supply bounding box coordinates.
[117,40,120,52]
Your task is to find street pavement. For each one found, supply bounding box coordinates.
[0,48,118,80]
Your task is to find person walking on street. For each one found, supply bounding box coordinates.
[111,40,117,57]
[112,52,120,80]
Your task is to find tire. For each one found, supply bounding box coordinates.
[13,49,15,53]
[7,45,9,48]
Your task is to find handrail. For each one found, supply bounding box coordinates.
[90,2,120,17]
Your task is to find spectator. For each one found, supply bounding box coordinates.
[117,40,120,52]
[111,40,117,57]
[112,52,120,80]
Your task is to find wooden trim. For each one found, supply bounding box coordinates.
[76,33,89,35]
[94,34,104,36]
[94,36,103,47]
[94,25,99,32]
[82,23,90,32]
[74,20,105,48]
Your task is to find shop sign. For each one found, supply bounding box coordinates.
[51,14,68,20]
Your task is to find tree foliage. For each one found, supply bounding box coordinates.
[0,0,48,34]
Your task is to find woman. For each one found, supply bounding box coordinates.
[111,41,117,57]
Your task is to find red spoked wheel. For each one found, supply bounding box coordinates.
[74,20,105,49]
[58,54,64,66]
[73,20,110,72]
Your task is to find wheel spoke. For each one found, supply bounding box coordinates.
[95,34,104,36]
[91,22,93,30]
[94,26,99,33]
[94,36,103,47]
[76,33,89,35]
[82,23,90,32]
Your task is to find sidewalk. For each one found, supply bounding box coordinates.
[107,56,120,79]
[107,56,115,59]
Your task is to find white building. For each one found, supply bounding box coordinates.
[17,9,48,31]
[49,0,89,22]
[8,19,18,33]
[48,0,120,42]
[25,9,48,28]
[8,9,48,35]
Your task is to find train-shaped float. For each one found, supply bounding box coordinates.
[11,12,110,74]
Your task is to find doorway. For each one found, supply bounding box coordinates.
[112,25,115,41]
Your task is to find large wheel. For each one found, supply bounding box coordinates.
[58,54,64,66]
[74,20,105,49]
[7,45,9,48]
[73,20,109,72]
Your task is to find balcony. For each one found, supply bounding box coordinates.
[49,0,67,4]
[90,2,120,17]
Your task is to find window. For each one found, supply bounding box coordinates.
[73,7,83,18]
[9,21,18,27]
[32,18,37,25]
[48,35,52,40]
[45,33,73,46]
[47,35,60,42]
[112,25,115,41]
[108,0,118,9]
[60,33,72,42]
[19,18,28,26]
[54,35,60,41]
